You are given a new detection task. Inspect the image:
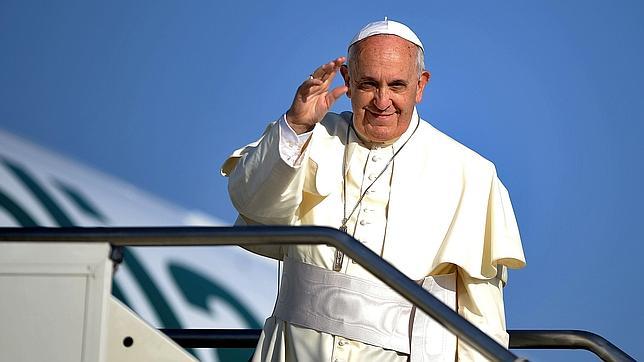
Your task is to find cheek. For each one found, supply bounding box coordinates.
[392,94,411,110]
[350,93,367,109]
[400,92,418,108]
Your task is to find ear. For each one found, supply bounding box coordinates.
[415,70,431,103]
[340,65,351,98]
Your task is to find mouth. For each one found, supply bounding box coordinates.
[366,109,396,122]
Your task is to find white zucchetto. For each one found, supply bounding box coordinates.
[349,17,424,51]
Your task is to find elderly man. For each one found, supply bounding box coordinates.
[222,19,526,361]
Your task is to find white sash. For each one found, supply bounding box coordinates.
[410,275,457,361]
[274,258,456,360]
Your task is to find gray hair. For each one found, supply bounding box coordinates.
[347,38,426,78]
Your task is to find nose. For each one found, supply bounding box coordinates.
[372,87,392,110]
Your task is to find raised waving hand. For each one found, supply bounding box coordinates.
[286,57,348,134]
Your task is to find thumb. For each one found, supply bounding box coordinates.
[327,85,348,105]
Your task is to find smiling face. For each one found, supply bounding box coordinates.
[341,35,430,143]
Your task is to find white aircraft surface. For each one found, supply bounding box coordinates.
[0,129,278,362]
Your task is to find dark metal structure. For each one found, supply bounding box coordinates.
[509,330,635,362]
[159,328,635,362]
[0,226,635,362]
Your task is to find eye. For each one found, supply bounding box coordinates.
[389,82,407,92]
[357,81,377,90]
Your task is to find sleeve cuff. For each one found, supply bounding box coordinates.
[278,114,313,166]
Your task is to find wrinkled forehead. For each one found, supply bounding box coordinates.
[348,35,419,69]
[351,34,418,55]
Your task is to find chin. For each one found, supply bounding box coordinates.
[353,115,400,142]
[365,130,395,142]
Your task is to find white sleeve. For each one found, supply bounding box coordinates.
[224,116,312,225]
[456,268,509,361]
[278,114,313,167]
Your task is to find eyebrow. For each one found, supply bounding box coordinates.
[356,76,409,85]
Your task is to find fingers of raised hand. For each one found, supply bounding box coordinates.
[294,57,346,107]
[297,78,325,102]
[310,57,346,83]
[328,85,349,101]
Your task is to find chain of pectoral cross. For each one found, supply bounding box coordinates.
[334,118,420,271]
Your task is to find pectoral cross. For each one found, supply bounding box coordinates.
[334,220,348,271]
[333,249,344,271]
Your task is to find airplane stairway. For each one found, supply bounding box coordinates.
[0,226,635,362]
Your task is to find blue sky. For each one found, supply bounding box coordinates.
[2,1,643,360]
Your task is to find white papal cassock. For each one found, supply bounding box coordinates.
[221,109,526,361]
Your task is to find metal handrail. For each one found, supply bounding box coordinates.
[158,328,635,362]
[509,330,635,362]
[3,227,634,361]
[0,225,522,361]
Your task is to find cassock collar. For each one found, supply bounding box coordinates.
[344,108,420,180]
[351,108,420,150]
